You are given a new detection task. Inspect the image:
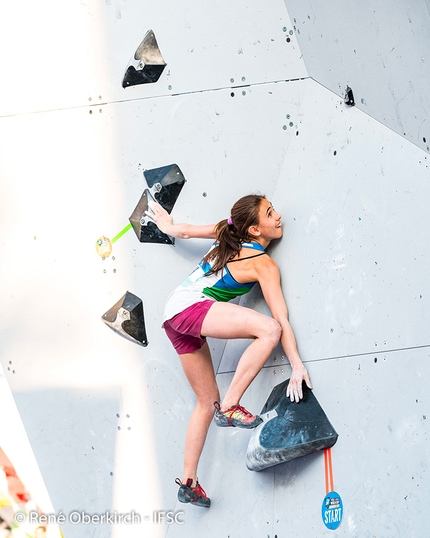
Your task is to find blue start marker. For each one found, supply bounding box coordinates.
[322,491,343,530]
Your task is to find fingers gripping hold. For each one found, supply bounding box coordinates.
[286,369,312,403]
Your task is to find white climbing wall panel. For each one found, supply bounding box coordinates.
[0,0,428,537]
[0,0,305,116]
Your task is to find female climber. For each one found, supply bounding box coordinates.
[146,194,312,508]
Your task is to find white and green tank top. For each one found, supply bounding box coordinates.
[163,241,266,322]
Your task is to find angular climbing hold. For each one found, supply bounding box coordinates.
[122,30,166,88]
[144,163,186,212]
[129,188,172,244]
[129,164,186,244]
[344,86,355,106]
[102,291,148,346]
[246,379,338,471]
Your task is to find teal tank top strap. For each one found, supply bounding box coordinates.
[241,241,265,252]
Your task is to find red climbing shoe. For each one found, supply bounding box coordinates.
[213,401,263,428]
[175,478,211,508]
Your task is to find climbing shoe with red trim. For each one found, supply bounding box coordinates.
[213,401,262,428]
[175,478,211,508]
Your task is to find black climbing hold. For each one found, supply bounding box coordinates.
[129,189,173,244]
[129,164,186,244]
[122,30,167,88]
[344,86,355,106]
[123,64,166,88]
[246,379,338,471]
[102,291,148,346]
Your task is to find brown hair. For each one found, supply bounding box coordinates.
[203,194,266,274]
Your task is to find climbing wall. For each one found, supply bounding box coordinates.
[0,1,429,537]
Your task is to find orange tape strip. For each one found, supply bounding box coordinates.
[328,448,334,492]
[324,449,329,494]
[324,448,334,494]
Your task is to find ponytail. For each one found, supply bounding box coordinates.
[203,194,266,274]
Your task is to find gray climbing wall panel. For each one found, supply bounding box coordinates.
[168,349,429,537]
[218,78,430,374]
[283,0,430,153]
[0,0,429,537]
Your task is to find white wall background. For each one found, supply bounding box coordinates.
[0,1,428,537]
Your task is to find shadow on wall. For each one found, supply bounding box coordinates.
[13,388,119,538]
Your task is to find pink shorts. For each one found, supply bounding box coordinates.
[163,300,215,355]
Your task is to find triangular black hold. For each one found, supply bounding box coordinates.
[144,163,184,188]
[145,163,186,213]
[153,181,184,214]
[246,379,338,471]
[123,64,166,88]
[129,189,174,244]
[344,85,355,106]
[122,30,166,88]
[102,291,148,346]
[129,164,186,244]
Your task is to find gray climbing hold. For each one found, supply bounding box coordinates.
[122,30,167,88]
[102,291,148,346]
[246,379,338,471]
